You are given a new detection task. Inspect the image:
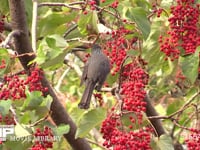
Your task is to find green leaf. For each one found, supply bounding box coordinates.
[40,95,53,110]
[54,124,70,136]
[46,37,56,48]
[4,140,31,150]
[23,91,44,109]
[22,91,52,118]
[14,123,31,138]
[0,100,12,116]
[75,108,106,138]
[91,11,99,33]
[69,107,85,124]
[166,99,184,115]
[78,11,98,35]
[0,48,11,75]
[126,7,151,39]
[23,91,51,108]
[35,34,70,69]
[155,104,166,116]
[179,47,200,84]
[24,0,33,25]
[38,11,77,36]
[153,134,174,150]
[0,0,9,14]
[19,111,38,124]
[78,13,90,35]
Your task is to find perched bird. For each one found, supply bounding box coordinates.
[78,44,110,109]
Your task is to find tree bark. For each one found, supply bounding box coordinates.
[144,96,165,136]
[8,0,91,149]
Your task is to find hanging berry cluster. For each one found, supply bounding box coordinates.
[0,67,48,100]
[100,59,151,149]
[101,113,152,150]
[159,0,200,60]
[121,60,149,123]
[103,27,131,75]
[31,126,54,150]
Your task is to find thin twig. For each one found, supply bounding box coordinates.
[38,2,84,10]
[63,24,78,38]
[66,37,94,44]
[10,106,18,123]
[38,2,135,26]
[55,67,70,92]
[148,91,200,119]
[66,57,82,77]
[32,0,38,52]
[173,119,191,131]
[14,52,35,58]
[86,138,106,150]
[95,5,135,25]
[29,112,51,127]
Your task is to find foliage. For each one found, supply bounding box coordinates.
[0,0,200,150]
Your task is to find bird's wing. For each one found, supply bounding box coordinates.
[80,60,89,86]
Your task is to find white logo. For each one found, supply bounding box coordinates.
[0,125,14,141]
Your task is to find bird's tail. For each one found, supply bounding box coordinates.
[78,81,95,109]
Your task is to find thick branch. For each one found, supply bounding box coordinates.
[144,96,165,136]
[8,0,91,150]
[9,0,35,70]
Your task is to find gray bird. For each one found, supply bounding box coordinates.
[78,44,110,109]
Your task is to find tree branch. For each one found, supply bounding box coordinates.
[8,0,91,149]
[38,2,83,10]
[144,95,165,136]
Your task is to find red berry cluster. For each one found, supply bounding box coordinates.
[0,113,16,125]
[83,0,98,15]
[25,67,48,93]
[88,0,96,10]
[152,4,163,17]
[101,59,150,149]
[159,0,200,60]
[101,114,152,150]
[0,67,48,100]
[110,0,119,8]
[121,61,148,123]
[185,129,200,150]
[0,74,26,100]
[31,126,54,150]
[103,27,132,75]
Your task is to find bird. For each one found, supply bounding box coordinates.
[78,44,110,109]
